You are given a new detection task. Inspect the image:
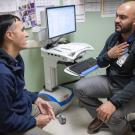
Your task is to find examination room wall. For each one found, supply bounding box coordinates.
[69,12,114,58]
[21,12,115,92]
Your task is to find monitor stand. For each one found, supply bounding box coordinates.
[44,36,63,49]
[45,43,54,49]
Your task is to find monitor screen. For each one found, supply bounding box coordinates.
[46,5,76,39]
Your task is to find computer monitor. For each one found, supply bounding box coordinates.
[46,5,76,39]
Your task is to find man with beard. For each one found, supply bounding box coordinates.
[74,1,135,135]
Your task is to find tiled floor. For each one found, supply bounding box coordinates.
[43,100,114,135]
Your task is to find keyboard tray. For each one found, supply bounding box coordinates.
[68,57,99,76]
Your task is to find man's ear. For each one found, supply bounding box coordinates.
[5,31,14,41]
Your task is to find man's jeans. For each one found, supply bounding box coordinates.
[74,75,135,135]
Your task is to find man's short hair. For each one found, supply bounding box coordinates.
[0,14,20,47]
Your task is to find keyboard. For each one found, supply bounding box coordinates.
[69,57,98,75]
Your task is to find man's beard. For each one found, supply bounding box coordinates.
[115,24,133,34]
